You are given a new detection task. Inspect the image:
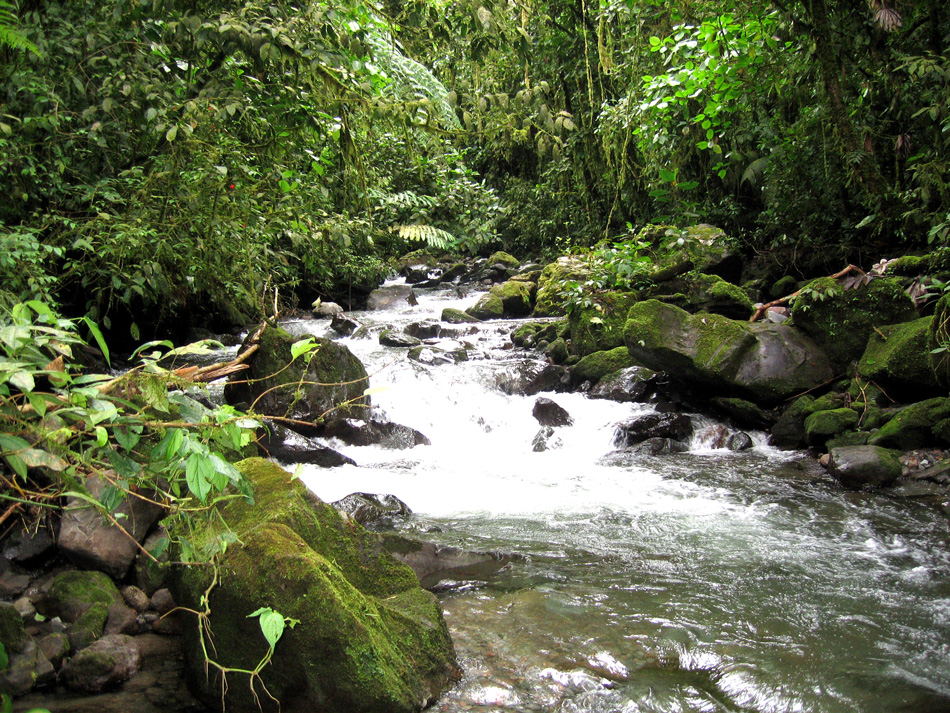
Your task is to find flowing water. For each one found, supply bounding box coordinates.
[286,283,950,713]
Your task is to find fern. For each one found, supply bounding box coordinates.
[375,191,438,211]
[0,1,39,55]
[393,224,456,250]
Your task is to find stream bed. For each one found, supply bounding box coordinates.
[288,283,950,713]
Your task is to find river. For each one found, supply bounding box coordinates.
[286,282,950,713]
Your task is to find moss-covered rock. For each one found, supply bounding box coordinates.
[467,280,534,319]
[857,316,938,400]
[171,458,458,713]
[568,291,639,357]
[440,307,481,324]
[828,445,903,489]
[44,570,121,624]
[466,292,504,320]
[928,293,950,388]
[534,257,592,317]
[641,224,742,284]
[710,397,774,430]
[804,408,860,447]
[624,300,833,403]
[790,277,917,367]
[885,248,950,278]
[770,275,798,299]
[486,251,520,268]
[770,395,816,449]
[0,601,28,654]
[225,327,370,426]
[869,397,950,450]
[571,347,636,386]
[545,337,569,364]
[655,273,753,319]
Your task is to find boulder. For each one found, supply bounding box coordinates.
[495,360,569,395]
[406,320,443,340]
[532,397,573,427]
[466,292,505,320]
[589,366,658,403]
[534,257,593,317]
[614,412,693,447]
[858,316,939,400]
[641,224,742,283]
[467,280,534,319]
[531,426,563,452]
[804,408,861,448]
[655,273,753,320]
[2,521,54,564]
[709,397,774,430]
[380,535,511,590]
[134,527,171,596]
[408,346,463,365]
[43,570,123,652]
[627,437,690,455]
[225,327,370,428]
[869,398,950,450]
[332,493,412,529]
[259,427,357,467]
[928,293,950,388]
[367,285,414,310]
[486,251,520,269]
[330,313,361,336]
[312,301,344,317]
[544,337,569,364]
[441,307,481,324]
[0,621,55,696]
[380,330,423,348]
[320,418,431,449]
[727,432,755,451]
[57,474,165,579]
[790,277,917,367]
[171,458,459,713]
[828,445,903,489]
[770,395,816,449]
[60,634,141,693]
[625,300,834,404]
[568,291,639,357]
[511,321,565,348]
[571,347,636,387]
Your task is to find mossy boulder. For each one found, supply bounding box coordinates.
[534,257,592,317]
[511,321,565,348]
[171,458,458,713]
[857,316,939,400]
[467,280,533,320]
[804,408,860,447]
[928,293,950,388]
[486,251,520,269]
[655,274,753,320]
[790,277,917,367]
[624,300,834,404]
[571,347,636,386]
[0,601,28,654]
[568,291,639,357]
[828,445,903,489]
[44,570,123,652]
[225,327,370,427]
[641,224,741,284]
[440,307,481,324]
[466,292,504,320]
[544,337,569,364]
[770,395,816,449]
[868,397,950,450]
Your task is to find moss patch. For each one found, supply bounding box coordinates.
[486,251,520,268]
[571,347,636,386]
[869,397,950,450]
[534,257,593,317]
[568,291,639,357]
[858,316,937,399]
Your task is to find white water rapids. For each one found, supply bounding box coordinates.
[282,282,950,713]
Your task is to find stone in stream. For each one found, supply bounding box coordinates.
[330,312,361,335]
[333,492,413,529]
[61,634,141,693]
[827,445,903,489]
[380,329,423,348]
[532,426,563,452]
[496,360,570,396]
[320,418,431,449]
[614,412,693,448]
[532,397,573,427]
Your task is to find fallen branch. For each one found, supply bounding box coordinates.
[750,264,866,322]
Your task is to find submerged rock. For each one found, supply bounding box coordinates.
[61,634,141,693]
[614,412,693,447]
[380,534,512,590]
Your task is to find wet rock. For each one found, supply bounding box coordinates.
[496,360,570,396]
[57,474,165,579]
[37,631,70,669]
[2,521,55,564]
[44,569,121,625]
[627,437,690,456]
[321,418,431,449]
[532,397,573,427]
[13,596,35,619]
[367,284,413,310]
[868,397,950,450]
[571,347,637,386]
[727,432,755,451]
[149,588,176,616]
[468,280,534,319]
[408,345,461,365]
[61,634,141,693]
[330,312,360,336]
[312,300,344,317]
[709,397,774,430]
[770,395,816,449]
[0,570,32,599]
[589,366,658,403]
[804,408,860,448]
[381,534,512,590]
[104,599,140,636]
[135,527,171,596]
[828,445,903,489]
[403,264,431,284]
[406,320,443,339]
[380,329,423,347]
[332,493,413,528]
[532,426,563,452]
[1,639,55,695]
[441,307,481,324]
[614,412,693,447]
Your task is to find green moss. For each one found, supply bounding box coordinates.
[858,316,937,398]
[69,604,110,651]
[869,397,950,449]
[0,603,27,655]
[770,275,798,299]
[46,570,119,622]
[568,291,639,357]
[572,347,636,385]
[534,257,592,317]
[826,431,871,449]
[466,292,504,320]
[791,277,917,366]
[490,280,534,316]
[545,337,569,364]
[928,293,950,388]
[804,408,860,447]
[486,251,520,268]
[441,307,481,324]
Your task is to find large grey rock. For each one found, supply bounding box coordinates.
[61,634,141,693]
[332,493,412,528]
[367,284,414,310]
[57,475,164,579]
[495,360,569,396]
[589,366,658,403]
[828,446,903,489]
[380,535,512,590]
[320,418,431,449]
[532,397,573,427]
[614,412,693,447]
[625,300,834,404]
[2,521,54,564]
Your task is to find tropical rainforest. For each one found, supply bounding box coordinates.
[0,0,947,343]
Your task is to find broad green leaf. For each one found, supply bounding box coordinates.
[185,453,213,502]
[82,317,110,368]
[19,447,67,472]
[248,607,286,648]
[166,124,178,142]
[10,370,35,393]
[290,337,318,361]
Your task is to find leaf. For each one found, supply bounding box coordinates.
[166,124,178,142]
[82,317,111,368]
[290,337,318,361]
[19,447,67,472]
[248,607,287,648]
[185,453,214,502]
[9,370,34,393]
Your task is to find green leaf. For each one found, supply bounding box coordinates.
[9,370,34,393]
[19,447,67,472]
[248,607,287,648]
[185,453,213,502]
[166,124,178,142]
[290,337,318,361]
[82,317,110,368]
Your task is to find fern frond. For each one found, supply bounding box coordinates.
[393,224,455,250]
[0,1,39,55]
[375,191,438,210]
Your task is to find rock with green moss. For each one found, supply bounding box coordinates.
[571,347,635,386]
[885,248,950,278]
[171,458,458,713]
[441,307,481,324]
[534,257,593,317]
[804,408,860,447]
[0,605,55,696]
[568,291,639,357]
[545,337,569,364]
[44,570,124,652]
[486,251,520,269]
[225,327,370,428]
[641,224,741,283]
[0,601,28,655]
[828,445,903,489]
[928,293,950,388]
[624,300,833,404]
[770,276,798,299]
[869,397,950,450]
[857,316,938,400]
[770,395,816,449]
[654,274,753,319]
[511,321,565,348]
[710,397,774,430]
[790,277,916,367]
[467,280,534,319]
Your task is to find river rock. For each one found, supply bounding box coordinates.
[380,534,512,589]
[627,437,690,455]
[171,458,459,713]
[571,347,637,387]
[532,426,563,452]
[380,329,423,347]
[332,493,413,528]
[727,432,755,451]
[312,300,344,317]
[61,634,141,693]
[330,312,360,336]
[467,280,534,319]
[589,366,658,403]
[828,445,903,489]
[625,299,834,404]
[406,320,443,339]
[614,412,693,447]
[858,316,939,401]
[2,521,55,564]
[403,264,431,283]
[121,585,151,613]
[496,360,569,395]
[57,474,165,580]
[0,570,31,599]
[134,527,171,596]
[44,570,123,652]
[441,307,481,324]
[770,395,816,449]
[532,397,573,427]
[568,292,639,357]
[868,397,950,450]
[225,327,370,429]
[0,638,55,696]
[367,284,414,310]
[804,408,861,448]
[321,418,431,449]
[259,425,356,467]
